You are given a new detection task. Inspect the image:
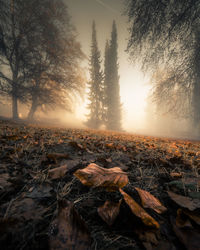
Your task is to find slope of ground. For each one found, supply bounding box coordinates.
[0,119,199,250]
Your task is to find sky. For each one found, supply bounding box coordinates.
[67,0,151,132]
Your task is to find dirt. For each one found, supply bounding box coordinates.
[0,118,199,250]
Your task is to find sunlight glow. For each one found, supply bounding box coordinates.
[120,67,151,132]
[74,66,151,133]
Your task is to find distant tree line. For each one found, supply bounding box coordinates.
[86,21,122,131]
[125,0,200,132]
[0,0,85,120]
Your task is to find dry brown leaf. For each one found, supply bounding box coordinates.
[47,153,69,162]
[26,184,52,199]
[48,165,68,180]
[135,228,158,249]
[105,143,114,149]
[135,187,167,214]
[0,173,12,189]
[182,209,200,226]
[97,200,122,226]
[74,163,128,191]
[172,218,200,250]
[154,241,176,250]
[170,172,182,178]
[69,141,83,150]
[49,200,91,250]
[176,209,193,228]
[167,191,200,211]
[120,189,160,229]
[4,198,47,221]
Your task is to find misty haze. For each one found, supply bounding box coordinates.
[0,1,200,250]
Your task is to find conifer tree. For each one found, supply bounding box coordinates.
[104,21,122,131]
[86,21,103,129]
[102,40,110,124]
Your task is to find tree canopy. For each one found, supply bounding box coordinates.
[0,0,85,120]
[125,0,200,128]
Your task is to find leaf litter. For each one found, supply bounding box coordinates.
[0,118,200,249]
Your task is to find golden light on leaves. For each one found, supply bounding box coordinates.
[135,187,167,214]
[74,163,129,191]
[120,189,160,229]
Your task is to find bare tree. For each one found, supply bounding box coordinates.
[125,0,200,127]
[25,1,85,120]
[0,0,85,120]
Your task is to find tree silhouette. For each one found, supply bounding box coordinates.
[104,21,122,131]
[86,21,104,129]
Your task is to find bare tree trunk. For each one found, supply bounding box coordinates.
[27,97,38,121]
[12,92,19,120]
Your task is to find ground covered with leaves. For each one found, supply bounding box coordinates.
[0,118,200,250]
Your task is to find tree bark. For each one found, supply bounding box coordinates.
[12,93,19,120]
[27,98,38,121]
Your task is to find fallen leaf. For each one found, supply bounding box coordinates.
[61,160,81,174]
[47,153,69,162]
[74,163,128,191]
[69,141,83,150]
[49,200,91,250]
[97,200,122,226]
[2,135,19,140]
[0,173,12,189]
[170,172,182,178]
[134,228,159,249]
[154,241,176,250]
[120,189,160,229]
[105,143,114,149]
[182,209,200,226]
[26,184,53,199]
[176,209,193,228]
[4,198,47,221]
[172,217,200,250]
[167,191,200,211]
[48,165,68,180]
[0,217,19,234]
[135,187,167,214]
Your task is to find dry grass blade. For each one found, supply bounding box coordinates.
[98,200,122,226]
[135,187,167,214]
[120,189,160,229]
[74,163,129,191]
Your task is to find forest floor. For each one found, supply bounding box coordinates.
[0,118,200,250]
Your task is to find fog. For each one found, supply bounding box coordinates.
[0,0,199,140]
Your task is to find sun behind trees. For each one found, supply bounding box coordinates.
[0,0,85,120]
[86,21,122,131]
[126,0,200,133]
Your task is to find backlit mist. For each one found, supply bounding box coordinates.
[0,0,198,139]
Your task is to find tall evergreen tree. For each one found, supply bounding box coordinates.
[86,21,103,129]
[102,40,110,124]
[104,21,122,131]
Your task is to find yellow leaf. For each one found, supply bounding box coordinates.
[120,189,160,229]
